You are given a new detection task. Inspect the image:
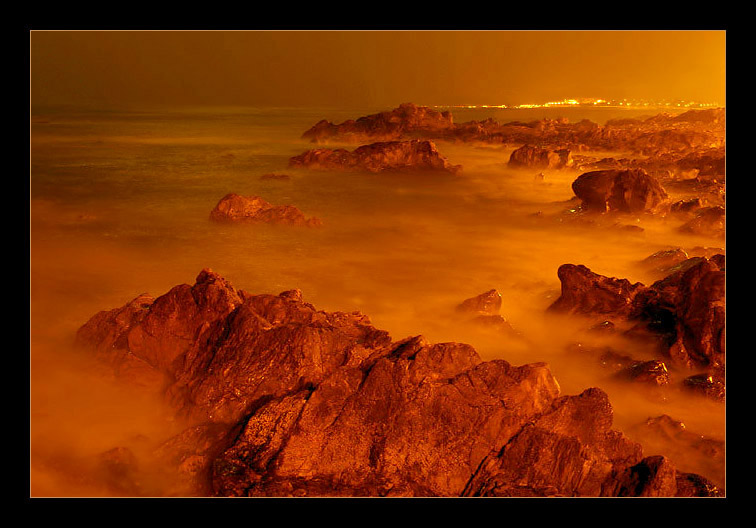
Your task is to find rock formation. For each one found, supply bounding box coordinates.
[75,269,721,497]
[289,140,461,174]
[679,206,725,238]
[508,145,573,169]
[209,193,322,227]
[550,257,725,371]
[571,169,670,214]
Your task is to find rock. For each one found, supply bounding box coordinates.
[209,193,322,227]
[456,289,502,315]
[75,270,716,497]
[301,103,455,143]
[289,140,461,174]
[571,169,670,213]
[628,415,725,491]
[683,372,726,402]
[679,206,725,238]
[549,258,724,371]
[548,264,645,317]
[508,145,573,169]
[639,248,690,275]
[615,360,671,386]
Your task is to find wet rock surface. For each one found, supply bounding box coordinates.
[508,145,573,169]
[209,193,322,227]
[75,270,720,497]
[571,169,670,214]
[289,139,462,174]
[551,256,725,372]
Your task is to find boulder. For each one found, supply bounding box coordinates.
[571,169,669,213]
[547,264,645,317]
[75,270,719,497]
[508,145,573,169]
[456,289,502,316]
[209,193,322,227]
[289,140,461,174]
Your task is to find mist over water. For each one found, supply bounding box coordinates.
[30,105,725,495]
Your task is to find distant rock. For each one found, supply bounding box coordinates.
[209,193,322,227]
[289,140,461,174]
[571,169,670,213]
[508,145,573,169]
[75,269,717,497]
[302,103,455,143]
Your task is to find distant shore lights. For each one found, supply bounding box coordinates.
[436,98,721,110]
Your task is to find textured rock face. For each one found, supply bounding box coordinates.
[209,193,322,227]
[456,289,502,315]
[550,257,725,370]
[508,145,573,169]
[572,169,670,213]
[289,140,461,174]
[548,264,645,317]
[75,270,719,497]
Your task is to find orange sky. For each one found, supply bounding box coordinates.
[29,30,726,109]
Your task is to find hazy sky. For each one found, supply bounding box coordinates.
[29,30,726,109]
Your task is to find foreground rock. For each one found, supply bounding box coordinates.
[508,145,573,169]
[571,169,670,214]
[289,140,461,174]
[75,270,719,497]
[209,193,322,227]
[550,256,725,371]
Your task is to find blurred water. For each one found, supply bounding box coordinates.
[29,104,725,494]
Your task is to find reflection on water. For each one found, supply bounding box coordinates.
[29,105,725,495]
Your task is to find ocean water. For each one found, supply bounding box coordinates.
[29,104,725,495]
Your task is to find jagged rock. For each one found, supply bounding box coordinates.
[571,169,670,213]
[547,264,645,317]
[615,360,671,386]
[639,248,690,275]
[683,371,726,402]
[456,289,502,316]
[209,193,322,227]
[550,258,724,371]
[289,140,461,174]
[508,145,573,169]
[679,205,725,238]
[301,103,455,143]
[75,270,718,497]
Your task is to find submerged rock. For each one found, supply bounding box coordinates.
[679,205,725,238]
[571,169,669,213]
[456,289,503,316]
[289,140,461,174]
[209,193,322,227]
[75,270,717,497]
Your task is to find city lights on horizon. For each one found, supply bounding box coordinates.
[434,97,722,111]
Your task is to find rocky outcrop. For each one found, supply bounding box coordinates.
[508,145,573,169]
[289,140,461,174]
[547,264,645,317]
[300,104,725,157]
[550,257,725,371]
[75,270,719,497]
[571,169,670,213]
[209,193,322,227]
[301,103,456,143]
[456,289,502,316]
